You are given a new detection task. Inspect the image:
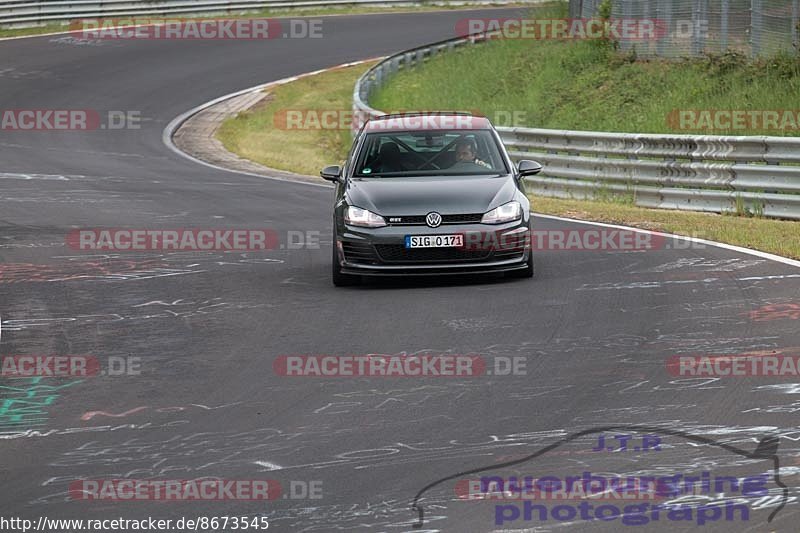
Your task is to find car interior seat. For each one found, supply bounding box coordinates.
[376,141,405,173]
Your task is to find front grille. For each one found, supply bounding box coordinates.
[491,233,529,260]
[387,213,483,226]
[342,241,380,265]
[443,213,484,224]
[374,244,491,263]
[493,248,526,261]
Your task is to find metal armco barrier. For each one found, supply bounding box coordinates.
[0,0,532,28]
[352,34,800,220]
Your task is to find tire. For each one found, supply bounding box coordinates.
[508,252,534,279]
[332,233,361,287]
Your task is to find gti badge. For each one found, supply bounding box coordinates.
[425,212,442,228]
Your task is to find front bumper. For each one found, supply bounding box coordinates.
[337,221,531,276]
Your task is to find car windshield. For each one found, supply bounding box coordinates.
[353,129,508,177]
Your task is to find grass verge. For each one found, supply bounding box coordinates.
[534,197,800,260]
[371,6,800,136]
[216,44,800,260]
[216,61,375,177]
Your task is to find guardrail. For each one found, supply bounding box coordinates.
[352,34,800,220]
[0,0,530,28]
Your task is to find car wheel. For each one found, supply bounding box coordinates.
[332,233,361,287]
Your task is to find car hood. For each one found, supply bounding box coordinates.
[345,174,518,216]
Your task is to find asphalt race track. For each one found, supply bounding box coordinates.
[1,8,800,532]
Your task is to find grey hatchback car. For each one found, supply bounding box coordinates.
[320,113,542,286]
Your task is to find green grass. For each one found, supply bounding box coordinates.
[372,8,800,136]
[217,61,375,177]
[0,23,72,38]
[0,3,526,39]
[533,196,800,260]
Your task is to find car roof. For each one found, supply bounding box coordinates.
[363,113,493,132]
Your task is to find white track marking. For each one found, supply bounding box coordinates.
[533,213,800,269]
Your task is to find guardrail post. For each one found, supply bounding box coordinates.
[657,0,672,57]
[361,79,370,102]
[569,0,580,18]
[692,0,707,56]
[583,0,596,18]
[721,0,729,51]
[620,0,632,53]
[751,0,762,57]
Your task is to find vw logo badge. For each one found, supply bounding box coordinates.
[425,212,442,228]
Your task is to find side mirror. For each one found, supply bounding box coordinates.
[517,160,543,177]
[320,165,342,182]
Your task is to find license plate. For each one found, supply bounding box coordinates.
[405,234,464,248]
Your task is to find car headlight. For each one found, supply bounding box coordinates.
[482,201,522,224]
[345,206,387,228]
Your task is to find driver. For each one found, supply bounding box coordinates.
[454,138,491,168]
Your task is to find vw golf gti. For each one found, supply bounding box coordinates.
[321,113,543,286]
